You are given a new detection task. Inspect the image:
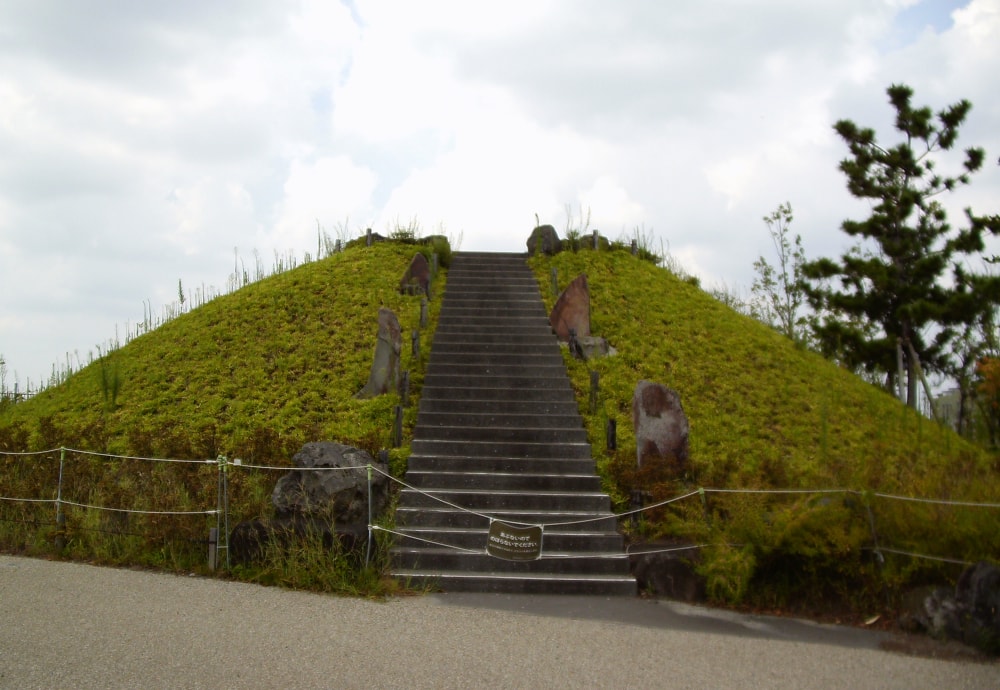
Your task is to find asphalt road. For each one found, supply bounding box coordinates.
[1,555,996,689]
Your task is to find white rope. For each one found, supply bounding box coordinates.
[0,449,60,457]
[625,543,710,556]
[872,492,1000,509]
[61,447,214,465]
[0,496,56,504]
[58,499,217,516]
[228,462,370,472]
[371,525,484,554]
[371,466,514,524]
[867,546,974,567]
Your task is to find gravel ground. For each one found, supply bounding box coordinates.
[1,555,996,689]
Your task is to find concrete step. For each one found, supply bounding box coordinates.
[392,526,624,552]
[398,488,611,512]
[394,506,619,531]
[404,470,601,492]
[405,454,596,474]
[416,398,580,415]
[415,411,583,429]
[421,373,571,390]
[412,425,588,444]
[418,387,577,403]
[425,352,565,367]
[425,362,568,379]
[392,549,630,575]
[390,571,637,596]
[410,439,592,459]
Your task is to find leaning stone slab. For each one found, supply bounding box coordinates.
[356,307,401,398]
[632,380,690,470]
[550,273,590,341]
[399,252,430,295]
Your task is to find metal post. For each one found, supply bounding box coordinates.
[55,447,66,551]
[366,228,373,246]
[365,464,373,568]
[551,267,558,296]
[208,527,218,570]
[420,298,428,329]
[631,239,638,256]
[606,418,617,451]
[411,330,420,359]
[589,371,599,414]
[393,405,403,447]
[592,230,599,249]
[400,370,410,407]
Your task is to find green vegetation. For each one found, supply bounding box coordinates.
[530,247,999,615]
[0,241,444,594]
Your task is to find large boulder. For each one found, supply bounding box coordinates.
[356,307,401,398]
[272,441,390,522]
[900,561,1000,655]
[399,252,431,295]
[632,381,690,471]
[527,224,561,255]
[550,273,591,341]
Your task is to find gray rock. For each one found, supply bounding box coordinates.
[577,335,612,360]
[527,224,561,255]
[356,307,401,398]
[629,543,705,601]
[400,252,431,295]
[550,273,590,341]
[900,561,1000,655]
[633,381,690,470]
[272,441,390,523]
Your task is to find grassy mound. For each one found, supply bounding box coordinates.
[0,242,442,583]
[530,248,999,613]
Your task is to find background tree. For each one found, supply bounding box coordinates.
[751,202,808,343]
[802,83,1000,407]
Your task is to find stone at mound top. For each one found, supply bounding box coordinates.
[271,441,389,522]
[400,252,430,295]
[550,273,591,341]
[356,307,401,398]
[633,380,690,471]
[527,224,561,255]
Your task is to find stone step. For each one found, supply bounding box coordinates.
[404,470,601,492]
[425,362,568,378]
[416,398,580,416]
[405,454,596,474]
[392,549,630,575]
[421,373,571,390]
[418,387,577,403]
[389,571,637,596]
[424,352,565,367]
[392,526,624,551]
[394,506,619,531]
[415,411,583,429]
[398,488,610,512]
[431,332,557,346]
[412,425,588,444]
[410,439,592,459]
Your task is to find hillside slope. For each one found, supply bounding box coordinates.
[530,249,998,607]
[0,243,437,461]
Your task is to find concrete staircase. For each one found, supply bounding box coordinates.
[391,252,636,595]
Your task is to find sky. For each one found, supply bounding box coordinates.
[1,0,998,389]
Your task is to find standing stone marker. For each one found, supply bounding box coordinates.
[356,307,401,398]
[549,273,591,341]
[632,380,690,470]
[399,252,431,295]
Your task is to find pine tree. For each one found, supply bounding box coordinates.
[802,84,1000,407]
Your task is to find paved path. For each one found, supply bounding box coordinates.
[1,556,995,689]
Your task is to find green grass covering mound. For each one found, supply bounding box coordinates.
[530,248,999,613]
[0,242,441,580]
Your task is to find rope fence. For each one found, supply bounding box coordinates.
[1,447,997,571]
